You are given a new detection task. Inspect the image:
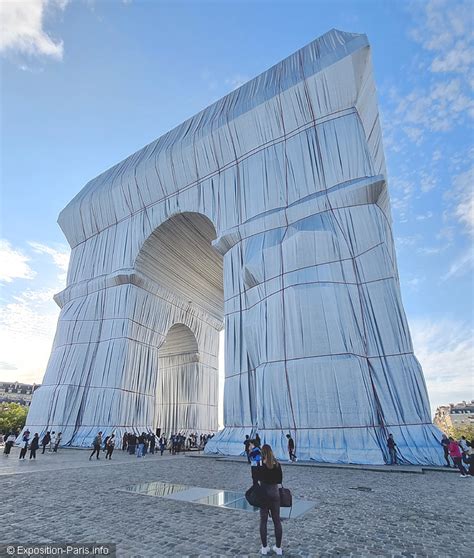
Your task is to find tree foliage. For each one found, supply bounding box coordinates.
[0,402,28,434]
[451,424,474,441]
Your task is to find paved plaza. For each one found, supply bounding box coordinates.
[0,447,470,557]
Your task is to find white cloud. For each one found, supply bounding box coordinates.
[29,241,70,272]
[225,74,250,91]
[385,1,474,146]
[0,292,60,384]
[0,239,69,384]
[0,239,36,283]
[410,317,474,415]
[0,0,68,60]
[404,275,425,290]
[441,248,474,281]
[415,211,433,221]
[451,167,474,237]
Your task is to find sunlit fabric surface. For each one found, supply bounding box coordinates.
[24,29,444,464]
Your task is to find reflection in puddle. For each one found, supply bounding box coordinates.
[123,481,188,497]
[120,481,315,519]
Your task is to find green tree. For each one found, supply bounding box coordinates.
[0,402,29,434]
[451,424,474,441]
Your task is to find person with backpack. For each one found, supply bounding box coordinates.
[249,439,262,485]
[41,432,51,455]
[254,444,283,556]
[89,432,102,460]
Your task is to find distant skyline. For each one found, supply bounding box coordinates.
[1,0,472,416]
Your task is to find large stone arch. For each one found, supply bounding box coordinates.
[25,29,444,464]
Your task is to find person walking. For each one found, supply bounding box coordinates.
[255,444,283,556]
[41,432,51,455]
[440,434,451,467]
[286,433,297,462]
[448,437,469,477]
[105,434,115,460]
[29,433,39,459]
[53,432,62,452]
[387,433,397,465]
[89,432,102,460]
[3,433,16,455]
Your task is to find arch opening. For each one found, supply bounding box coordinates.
[136,212,224,437]
[136,212,223,321]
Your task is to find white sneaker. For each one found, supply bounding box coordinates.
[272,545,283,555]
[261,546,270,555]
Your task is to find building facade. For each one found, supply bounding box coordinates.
[0,382,41,407]
[24,29,444,464]
[433,400,474,434]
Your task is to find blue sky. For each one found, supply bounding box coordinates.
[0,0,472,415]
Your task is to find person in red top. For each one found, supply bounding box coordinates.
[448,437,469,477]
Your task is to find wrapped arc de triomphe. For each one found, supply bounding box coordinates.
[24,29,444,465]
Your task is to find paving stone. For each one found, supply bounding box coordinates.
[0,448,470,556]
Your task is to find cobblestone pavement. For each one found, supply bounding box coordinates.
[0,447,470,557]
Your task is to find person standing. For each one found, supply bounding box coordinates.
[89,432,102,460]
[128,433,136,455]
[448,437,468,477]
[105,434,115,460]
[255,444,283,556]
[244,435,251,463]
[387,433,397,465]
[159,437,165,456]
[41,432,51,455]
[3,433,16,455]
[49,432,55,452]
[255,433,261,448]
[137,433,145,458]
[29,433,39,459]
[122,432,128,452]
[440,434,451,467]
[286,434,297,462]
[19,430,30,460]
[249,439,262,485]
[149,434,156,455]
[53,432,62,452]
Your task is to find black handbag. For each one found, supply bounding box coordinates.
[245,484,268,508]
[279,486,292,507]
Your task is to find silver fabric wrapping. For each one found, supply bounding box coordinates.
[24,29,444,464]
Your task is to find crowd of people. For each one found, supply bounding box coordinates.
[2,429,62,459]
[87,431,214,460]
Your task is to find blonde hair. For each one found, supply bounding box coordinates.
[261,444,278,469]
